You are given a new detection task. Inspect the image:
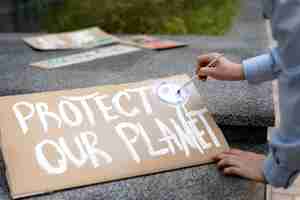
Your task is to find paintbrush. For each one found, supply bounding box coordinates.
[177,54,224,94]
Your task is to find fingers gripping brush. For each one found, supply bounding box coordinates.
[177,54,224,95]
[157,54,223,105]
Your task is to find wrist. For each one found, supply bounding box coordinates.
[233,63,245,80]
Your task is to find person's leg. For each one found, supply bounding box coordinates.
[213,149,266,182]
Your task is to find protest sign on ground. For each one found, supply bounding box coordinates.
[0,74,228,199]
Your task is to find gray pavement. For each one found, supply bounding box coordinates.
[0,0,272,199]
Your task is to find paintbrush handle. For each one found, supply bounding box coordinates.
[177,54,224,92]
[178,74,199,91]
[202,53,224,69]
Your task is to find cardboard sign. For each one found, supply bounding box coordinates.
[23,27,120,50]
[0,75,228,199]
[121,35,187,50]
[30,45,141,69]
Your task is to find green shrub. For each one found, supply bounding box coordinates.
[39,0,239,35]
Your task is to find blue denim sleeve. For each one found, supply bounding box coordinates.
[243,49,300,188]
[242,48,282,84]
[264,60,300,187]
[243,48,300,188]
[242,0,300,188]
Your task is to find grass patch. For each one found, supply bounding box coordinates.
[39,0,240,35]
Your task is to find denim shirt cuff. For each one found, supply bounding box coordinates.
[242,54,274,84]
[263,153,298,188]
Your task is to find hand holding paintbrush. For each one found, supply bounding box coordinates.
[196,53,224,81]
[177,53,246,94]
[177,54,224,94]
[196,53,246,81]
